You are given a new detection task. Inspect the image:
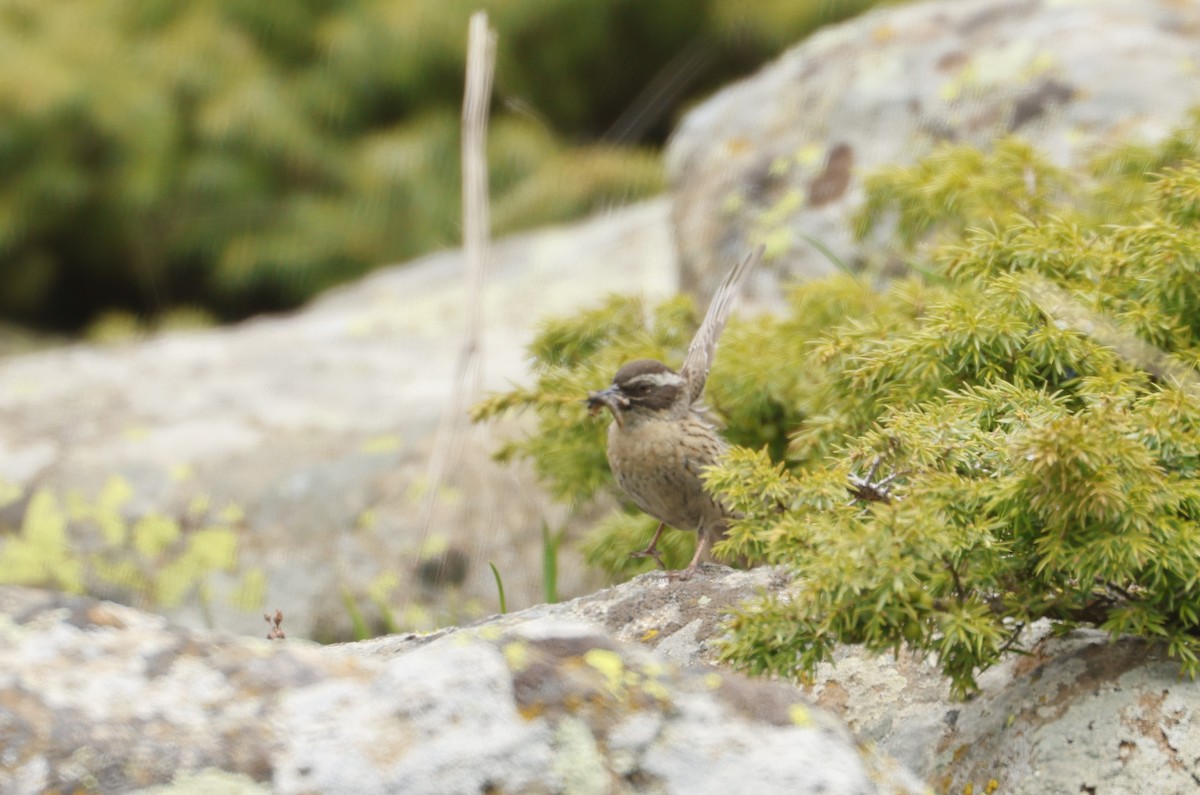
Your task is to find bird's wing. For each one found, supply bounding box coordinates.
[680,244,765,403]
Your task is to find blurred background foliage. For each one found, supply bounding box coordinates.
[0,0,892,334]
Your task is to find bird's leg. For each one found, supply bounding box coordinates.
[668,529,713,581]
[629,521,667,570]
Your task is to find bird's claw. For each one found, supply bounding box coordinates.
[665,564,699,581]
[629,547,666,570]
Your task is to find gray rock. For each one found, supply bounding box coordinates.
[936,623,1200,795]
[799,618,1200,795]
[353,563,793,669]
[353,564,1200,793]
[5,557,1193,793]
[0,579,927,795]
[667,0,1200,302]
[0,201,675,640]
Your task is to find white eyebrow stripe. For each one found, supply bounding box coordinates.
[624,372,685,389]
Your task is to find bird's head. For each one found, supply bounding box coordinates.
[585,358,687,428]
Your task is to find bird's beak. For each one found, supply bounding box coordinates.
[585,385,629,428]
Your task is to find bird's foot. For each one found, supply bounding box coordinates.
[665,563,701,581]
[629,545,666,570]
[630,521,668,570]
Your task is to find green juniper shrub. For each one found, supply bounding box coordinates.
[477,114,1200,696]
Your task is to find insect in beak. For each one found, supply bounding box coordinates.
[585,386,629,428]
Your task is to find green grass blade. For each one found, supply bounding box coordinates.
[542,523,561,604]
[489,561,507,614]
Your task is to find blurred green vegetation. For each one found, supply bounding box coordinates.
[0,0,893,332]
[478,112,1200,694]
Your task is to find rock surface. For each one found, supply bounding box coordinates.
[667,0,1200,301]
[812,623,1200,795]
[359,566,1200,795]
[0,201,675,639]
[6,564,1199,794]
[0,577,926,795]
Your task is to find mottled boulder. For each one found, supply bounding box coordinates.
[9,563,1198,793]
[819,622,1200,795]
[0,579,925,795]
[0,201,674,640]
[370,565,1200,795]
[667,0,1200,301]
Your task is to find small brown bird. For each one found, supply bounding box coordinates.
[586,245,764,579]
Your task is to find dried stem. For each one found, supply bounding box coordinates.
[417,12,497,541]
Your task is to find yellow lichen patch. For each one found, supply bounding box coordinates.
[168,463,194,482]
[95,511,126,546]
[461,598,485,620]
[640,628,659,642]
[474,624,503,641]
[229,567,267,611]
[419,534,449,558]
[367,572,399,603]
[518,701,546,721]
[121,425,150,441]
[761,188,803,227]
[66,490,90,521]
[939,74,965,102]
[768,156,792,177]
[0,479,22,509]
[788,703,812,727]
[218,503,245,523]
[360,434,402,454]
[985,779,999,793]
[96,475,135,544]
[132,514,181,556]
[1019,51,1056,82]
[503,640,531,672]
[703,672,723,691]
[761,227,793,260]
[796,142,825,168]
[189,527,238,570]
[641,678,671,703]
[401,603,431,629]
[91,558,145,593]
[0,488,83,592]
[0,479,255,615]
[188,493,211,517]
[582,648,626,695]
